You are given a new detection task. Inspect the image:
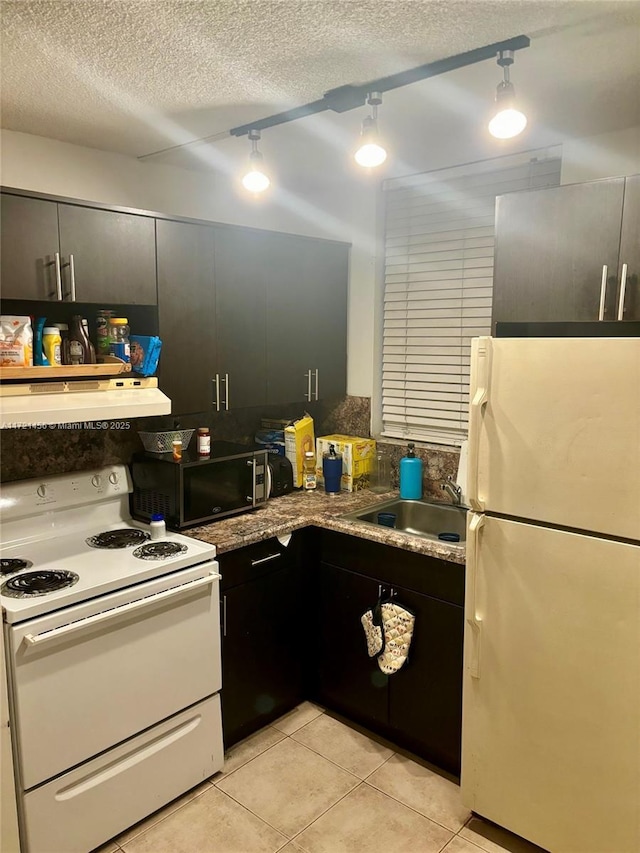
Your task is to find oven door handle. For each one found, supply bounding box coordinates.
[22,573,220,649]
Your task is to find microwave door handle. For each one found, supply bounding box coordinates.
[266,461,272,499]
[247,458,256,506]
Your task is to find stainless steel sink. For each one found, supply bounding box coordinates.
[342,497,467,543]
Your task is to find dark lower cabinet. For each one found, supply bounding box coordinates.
[219,537,305,747]
[311,530,465,775]
[315,562,388,726]
[387,587,463,775]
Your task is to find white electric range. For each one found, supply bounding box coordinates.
[1,465,224,853]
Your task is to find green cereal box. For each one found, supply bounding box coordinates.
[315,435,376,492]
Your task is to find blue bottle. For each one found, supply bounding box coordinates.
[399,442,423,500]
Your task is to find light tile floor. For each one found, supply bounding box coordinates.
[100,702,548,853]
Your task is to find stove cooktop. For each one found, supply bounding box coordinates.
[0,522,216,622]
[0,465,217,623]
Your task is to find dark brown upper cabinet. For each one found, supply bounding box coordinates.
[156,219,216,415]
[266,233,349,405]
[492,175,640,326]
[1,192,157,305]
[213,227,269,410]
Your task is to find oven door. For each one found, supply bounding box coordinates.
[7,562,220,791]
[182,454,267,524]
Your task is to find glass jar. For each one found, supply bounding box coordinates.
[197,427,211,457]
[370,451,391,493]
[108,317,130,363]
[96,309,114,356]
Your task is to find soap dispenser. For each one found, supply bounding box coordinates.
[399,442,423,500]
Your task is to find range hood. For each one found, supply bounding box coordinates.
[0,376,171,427]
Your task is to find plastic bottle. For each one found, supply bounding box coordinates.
[150,514,166,540]
[81,319,97,364]
[54,323,71,365]
[43,327,62,365]
[399,442,423,500]
[172,439,183,461]
[197,427,211,457]
[303,451,317,490]
[108,317,131,363]
[68,315,93,365]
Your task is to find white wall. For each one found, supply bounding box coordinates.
[561,126,640,185]
[0,129,378,396]
[2,125,638,400]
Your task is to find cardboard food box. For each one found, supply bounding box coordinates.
[315,435,376,492]
[284,414,315,488]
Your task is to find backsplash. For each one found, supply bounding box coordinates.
[0,395,460,501]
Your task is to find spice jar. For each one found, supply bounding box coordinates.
[197,427,211,457]
[172,439,183,461]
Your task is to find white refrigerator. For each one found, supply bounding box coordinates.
[461,336,640,853]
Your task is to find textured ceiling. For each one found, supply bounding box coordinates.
[2,0,640,183]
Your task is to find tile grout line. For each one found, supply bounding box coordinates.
[208,785,292,847]
[360,779,463,837]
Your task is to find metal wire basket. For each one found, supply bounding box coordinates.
[138,429,195,453]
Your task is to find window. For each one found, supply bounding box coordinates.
[380,148,562,445]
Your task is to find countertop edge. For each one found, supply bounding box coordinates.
[185,490,466,564]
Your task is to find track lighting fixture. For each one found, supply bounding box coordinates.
[241,129,270,193]
[354,92,387,168]
[488,50,527,139]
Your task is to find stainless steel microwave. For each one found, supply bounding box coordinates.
[130,441,269,529]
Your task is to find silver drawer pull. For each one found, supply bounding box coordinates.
[23,573,219,648]
[251,553,282,566]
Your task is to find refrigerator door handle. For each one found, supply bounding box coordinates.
[466,512,484,679]
[467,338,491,511]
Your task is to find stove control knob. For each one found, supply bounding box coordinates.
[91,475,103,489]
[36,484,47,498]
[108,472,119,485]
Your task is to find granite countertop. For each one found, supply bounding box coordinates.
[186,488,466,564]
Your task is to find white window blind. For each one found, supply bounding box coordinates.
[381,149,562,445]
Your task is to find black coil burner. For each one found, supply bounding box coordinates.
[1,570,79,598]
[133,542,188,561]
[87,529,151,549]
[0,558,33,576]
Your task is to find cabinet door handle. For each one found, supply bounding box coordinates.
[314,368,319,400]
[53,252,63,300]
[222,594,227,637]
[69,253,77,302]
[304,370,311,401]
[251,553,282,566]
[213,375,220,411]
[220,373,229,410]
[598,264,608,321]
[617,263,628,321]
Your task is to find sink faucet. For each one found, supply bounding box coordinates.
[441,476,462,506]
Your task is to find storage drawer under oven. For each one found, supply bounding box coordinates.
[8,563,221,790]
[22,694,223,853]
